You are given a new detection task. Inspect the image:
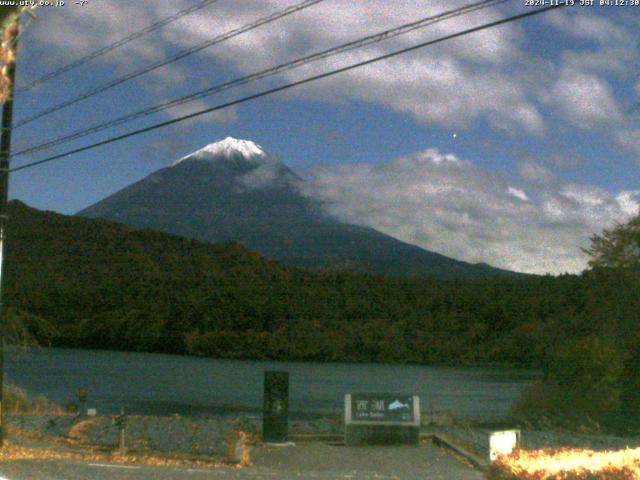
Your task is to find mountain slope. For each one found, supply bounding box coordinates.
[78,137,517,278]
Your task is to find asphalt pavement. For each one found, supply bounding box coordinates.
[0,441,483,480]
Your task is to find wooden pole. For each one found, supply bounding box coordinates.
[0,19,19,447]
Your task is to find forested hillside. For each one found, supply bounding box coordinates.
[3,201,639,372]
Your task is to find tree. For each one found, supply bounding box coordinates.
[1,307,58,347]
[614,331,640,434]
[583,214,640,269]
[512,335,624,431]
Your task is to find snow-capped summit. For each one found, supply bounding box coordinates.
[173,137,267,166]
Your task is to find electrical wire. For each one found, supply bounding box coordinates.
[11,3,568,174]
[13,0,510,159]
[13,0,325,128]
[16,0,220,93]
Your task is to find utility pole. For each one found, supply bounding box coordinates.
[0,18,19,447]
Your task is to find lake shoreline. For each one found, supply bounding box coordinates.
[15,344,542,371]
[6,347,538,421]
[8,412,640,463]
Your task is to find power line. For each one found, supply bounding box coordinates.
[13,0,325,128]
[11,3,568,174]
[14,0,509,158]
[16,0,220,93]
[13,0,509,159]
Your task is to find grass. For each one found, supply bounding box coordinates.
[3,382,64,415]
[0,441,232,469]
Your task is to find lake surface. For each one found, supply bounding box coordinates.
[5,347,539,421]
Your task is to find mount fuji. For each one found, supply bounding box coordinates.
[78,137,514,278]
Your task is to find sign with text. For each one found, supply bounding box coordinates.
[345,393,420,426]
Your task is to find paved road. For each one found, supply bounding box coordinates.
[0,442,483,479]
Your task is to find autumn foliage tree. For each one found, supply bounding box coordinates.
[513,213,640,433]
[584,213,640,432]
[583,213,640,269]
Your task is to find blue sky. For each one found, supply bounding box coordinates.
[6,1,640,273]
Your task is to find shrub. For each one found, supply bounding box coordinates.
[3,382,63,414]
[512,335,623,431]
[612,339,640,435]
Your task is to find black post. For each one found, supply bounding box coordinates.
[115,407,126,452]
[0,20,19,447]
[263,370,288,443]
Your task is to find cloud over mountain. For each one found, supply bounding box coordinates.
[300,148,640,274]
[77,137,517,278]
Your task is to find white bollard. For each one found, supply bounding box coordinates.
[489,429,520,462]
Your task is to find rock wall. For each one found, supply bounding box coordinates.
[7,413,343,456]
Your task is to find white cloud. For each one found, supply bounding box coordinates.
[518,161,556,184]
[238,156,299,190]
[162,100,238,126]
[239,162,281,189]
[507,187,529,202]
[617,191,640,217]
[560,47,638,77]
[544,67,623,128]
[28,2,173,71]
[560,184,606,208]
[545,10,632,45]
[24,0,545,134]
[300,148,639,274]
[22,1,637,143]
